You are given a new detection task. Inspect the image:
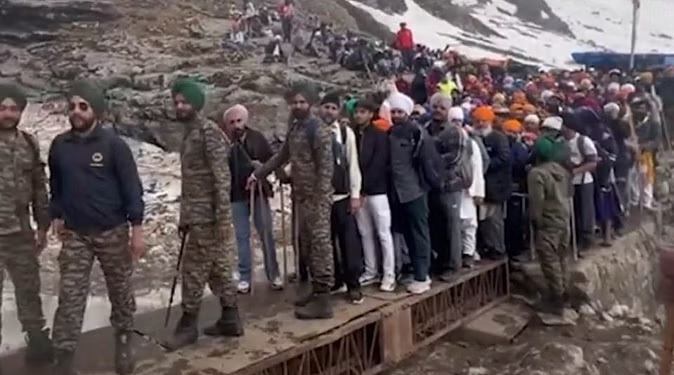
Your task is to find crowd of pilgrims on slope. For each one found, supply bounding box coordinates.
[228,61,664,319]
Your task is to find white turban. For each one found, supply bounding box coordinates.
[448,106,464,122]
[542,116,563,131]
[386,92,415,116]
[523,114,540,125]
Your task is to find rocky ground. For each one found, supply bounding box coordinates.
[392,305,663,375]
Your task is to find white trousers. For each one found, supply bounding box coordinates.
[629,164,653,209]
[356,194,396,279]
[460,217,478,257]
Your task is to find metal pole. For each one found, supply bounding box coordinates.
[629,0,640,71]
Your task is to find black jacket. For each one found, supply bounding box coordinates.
[356,123,390,196]
[229,127,274,202]
[482,129,512,203]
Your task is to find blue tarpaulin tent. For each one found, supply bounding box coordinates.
[571,52,674,70]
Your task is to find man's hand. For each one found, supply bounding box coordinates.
[246,173,257,190]
[349,197,362,214]
[51,219,65,241]
[35,229,48,254]
[130,225,144,261]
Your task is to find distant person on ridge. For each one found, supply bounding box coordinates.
[278,0,294,43]
[395,22,415,69]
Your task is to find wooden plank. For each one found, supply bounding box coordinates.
[380,305,413,364]
[362,286,410,302]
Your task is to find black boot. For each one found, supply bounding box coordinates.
[170,312,198,349]
[294,292,333,320]
[114,330,134,375]
[25,328,53,365]
[294,289,313,307]
[534,294,564,316]
[53,349,78,375]
[203,307,244,337]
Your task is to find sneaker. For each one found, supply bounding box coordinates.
[270,277,284,290]
[237,281,250,294]
[380,276,396,292]
[406,277,431,294]
[348,289,364,305]
[358,274,379,286]
[330,283,347,294]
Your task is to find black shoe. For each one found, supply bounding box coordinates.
[534,296,564,316]
[170,312,198,348]
[53,349,78,375]
[330,282,346,294]
[348,288,364,305]
[294,289,314,307]
[204,306,244,337]
[438,270,456,282]
[294,293,333,320]
[462,256,475,269]
[114,331,134,375]
[25,328,53,365]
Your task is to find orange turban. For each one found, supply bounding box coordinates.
[523,104,537,114]
[472,105,495,123]
[510,103,524,112]
[502,119,522,133]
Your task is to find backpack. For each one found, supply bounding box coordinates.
[469,133,490,172]
[304,119,350,195]
[456,132,474,189]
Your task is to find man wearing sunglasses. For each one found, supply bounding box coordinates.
[48,80,144,375]
[0,83,53,371]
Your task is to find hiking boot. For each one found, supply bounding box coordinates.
[534,295,564,316]
[204,307,244,337]
[53,349,78,375]
[170,312,198,349]
[25,328,53,365]
[294,292,333,320]
[294,289,314,307]
[114,330,134,375]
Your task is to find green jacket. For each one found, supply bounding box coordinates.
[526,161,571,229]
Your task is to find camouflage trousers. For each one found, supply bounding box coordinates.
[535,224,571,298]
[0,231,46,345]
[297,197,334,293]
[52,225,135,352]
[181,223,237,314]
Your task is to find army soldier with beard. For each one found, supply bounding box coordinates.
[0,83,53,370]
[247,83,335,319]
[170,78,243,348]
[49,80,144,375]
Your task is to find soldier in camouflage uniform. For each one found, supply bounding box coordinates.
[527,135,572,316]
[49,81,145,375]
[0,84,53,369]
[248,83,335,320]
[170,78,243,348]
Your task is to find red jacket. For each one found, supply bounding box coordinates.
[395,28,414,50]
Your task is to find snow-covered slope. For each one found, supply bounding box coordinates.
[349,0,674,68]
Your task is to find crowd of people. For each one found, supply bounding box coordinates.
[0,1,671,373]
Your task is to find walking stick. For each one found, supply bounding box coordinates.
[279,181,289,284]
[660,303,674,375]
[164,230,189,327]
[249,187,256,295]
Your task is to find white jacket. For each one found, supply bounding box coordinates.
[460,137,485,220]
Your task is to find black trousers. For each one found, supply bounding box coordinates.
[331,198,363,290]
[573,182,596,250]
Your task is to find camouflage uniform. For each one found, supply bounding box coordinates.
[179,117,237,312]
[255,116,334,293]
[0,130,49,347]
[51,225,135,351]
[527,161,572,301]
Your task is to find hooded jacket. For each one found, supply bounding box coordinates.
[526,161,571,230]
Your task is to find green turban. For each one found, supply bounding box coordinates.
[67,80,106,116]
[171,78,205,111]
[0,83,27,111]
[532,135,563,163]
[344,97,358,117]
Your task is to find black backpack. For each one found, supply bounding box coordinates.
[305,120,350,195]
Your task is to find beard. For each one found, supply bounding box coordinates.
[176,109,196,122]
[0,118,19,130]
[69,114,96,133]
[291,108,310,120]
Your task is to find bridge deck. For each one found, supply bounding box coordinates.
[1,260,509,375]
